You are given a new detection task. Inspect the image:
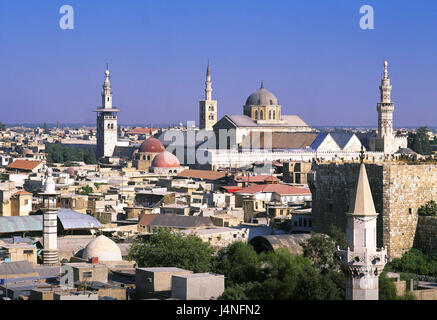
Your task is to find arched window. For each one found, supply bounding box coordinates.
[260,110,263,119]
[254,110,258,119]
[269,110,272,120]
[209,105,214,111]
[273,111,276,120]
[209,114,214,120]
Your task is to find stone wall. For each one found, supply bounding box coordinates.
[382,164,437,258]
[309,162,384,247]
[414,216,437,255]
[311,162,437,259]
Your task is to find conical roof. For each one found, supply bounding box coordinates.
[349,162,377,216]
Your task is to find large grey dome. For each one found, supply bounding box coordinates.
[245,83,279,106]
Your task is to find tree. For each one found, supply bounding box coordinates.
[216,243,345,300]
[418,200,437,217]
[379,272,398,300]
[78,186,93,195]
[128,227,215,273]
[0,122,5,131]
[328,225,347,250]
[214,242,261,285]
[408,127,432,155]
[301,233,338,273]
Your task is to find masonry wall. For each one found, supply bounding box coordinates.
[310,162,384,247]
[310,162,437,259]
[413,216,437,255]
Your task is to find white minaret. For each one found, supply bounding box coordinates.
[377,60,394,139]
[94,65,119,159]
[199,63,218,131]
[337,149,387,300]
[40,168,59,266]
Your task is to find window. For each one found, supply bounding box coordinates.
[269,110,272,120]
[83,271,93,278]
[254,110,258,120]
[23,250,33,254]
[273,111,276,119]
[260,110,263,119]
[409,208,413,214]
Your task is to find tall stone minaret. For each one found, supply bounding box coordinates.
[377,60,395,140]
[199,63,218,131]
[337,149,387,300]
[40,168,59,266]
[94,65,119,159]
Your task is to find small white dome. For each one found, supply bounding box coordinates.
[82,235,122,261]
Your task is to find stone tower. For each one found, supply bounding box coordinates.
[94,65,120,159]
[199,63,217,131]
[40,168,59,266]
[369,60,407,153]
[337,151,387,300]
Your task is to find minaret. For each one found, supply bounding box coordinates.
[94,65,120,159]
[40,168,59,266]
[199,63,218,131]
[377,60,395,139]
[337,149,387,300]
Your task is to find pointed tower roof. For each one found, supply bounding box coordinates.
[348,158,377,216]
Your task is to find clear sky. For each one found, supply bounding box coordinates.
[0,0,436,127]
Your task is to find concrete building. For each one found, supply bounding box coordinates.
[135,267,192,298]
[337,155,387,300]
[171,273,224,300]
[199,63,218,131]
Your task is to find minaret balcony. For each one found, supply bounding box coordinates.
[337,247,387,267]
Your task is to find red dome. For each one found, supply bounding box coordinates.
[139,138,165,153]
[151,151,180,168]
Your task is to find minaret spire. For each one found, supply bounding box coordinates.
[205,62,212,101]
[260,80,264,89]
[383,60,388,80]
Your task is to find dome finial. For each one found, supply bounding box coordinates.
[260,80,264,89]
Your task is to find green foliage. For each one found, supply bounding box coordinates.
[378,272,416,300]
[301,233,338,273]
[379,272,398,300]
[128,227,215,273]
[215,242,345,300]
[328,225,348,250]
[418,200,437,216]
[94,182,108,190]
[408,127,432,155]
[78,186,93,195]
[388,248,437,276]
[46,144,97,164]
[214,241,261,284]
[0,122,5,131]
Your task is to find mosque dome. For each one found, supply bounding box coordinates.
[151,151,180,168]
[139,138,165,153]
[245,82,279,106]
[82,235,122,261]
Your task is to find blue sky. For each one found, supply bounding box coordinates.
[0,0,436,127]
